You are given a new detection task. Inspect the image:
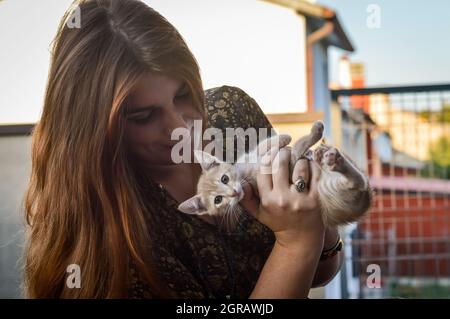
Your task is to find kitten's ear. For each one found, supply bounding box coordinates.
[194,150,221,171]
[177,195,208,215]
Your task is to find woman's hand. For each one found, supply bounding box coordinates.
[240,146,325,249]
[242,146,329,298]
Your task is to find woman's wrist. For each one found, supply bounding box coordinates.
[251,233,324,299]
[274,229,325,254]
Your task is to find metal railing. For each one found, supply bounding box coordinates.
[332,84,450,298]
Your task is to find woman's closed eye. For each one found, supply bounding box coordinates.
[127,108,159,124]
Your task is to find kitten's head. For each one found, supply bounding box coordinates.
[177,150,245,217]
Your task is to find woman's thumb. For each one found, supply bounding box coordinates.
[239,182,260,218]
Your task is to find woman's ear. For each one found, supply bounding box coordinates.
[194,150,221,171]
[178,195,208,215]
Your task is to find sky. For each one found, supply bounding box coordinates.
[1,0,450,124]
[319,0,450,87]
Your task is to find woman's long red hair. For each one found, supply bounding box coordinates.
[24,0,205,298]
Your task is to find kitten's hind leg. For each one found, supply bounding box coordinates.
[323,147,368,190]
[312,144,331,163]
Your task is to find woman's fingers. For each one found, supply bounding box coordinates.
[291,158,310,187]
[256,146,278,194]
[271,147,291,190]
[307,160,322,201]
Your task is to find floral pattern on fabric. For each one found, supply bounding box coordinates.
[130,86,276,299]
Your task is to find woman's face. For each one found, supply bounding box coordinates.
[124,72,202,167]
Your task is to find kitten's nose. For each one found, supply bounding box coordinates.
[232,189,239,197]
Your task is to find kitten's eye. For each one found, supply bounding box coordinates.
[221,174,229,184]
[214,195,223,205]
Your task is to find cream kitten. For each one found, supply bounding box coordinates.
[178,121,372,228]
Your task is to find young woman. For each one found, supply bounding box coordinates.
[24,0,343,298]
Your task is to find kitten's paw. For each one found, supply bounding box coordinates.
[304,149,313,160]
[313,144,331,162]
[324,147,344,171]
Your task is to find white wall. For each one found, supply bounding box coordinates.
[0,135,31,298]
[0,0,308,124]
[311,42,333,141]
[0,0,73,124]
[148,0,308,114]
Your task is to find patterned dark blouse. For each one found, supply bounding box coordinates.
[130,86,276,299]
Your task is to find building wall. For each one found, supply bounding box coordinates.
[369,94,450,162]
[266,112,324,145]
[144,0,309,115]
[1,0,309,124]
[311,42,333,143]
[360,195,450,277]
[0,135,31,298]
